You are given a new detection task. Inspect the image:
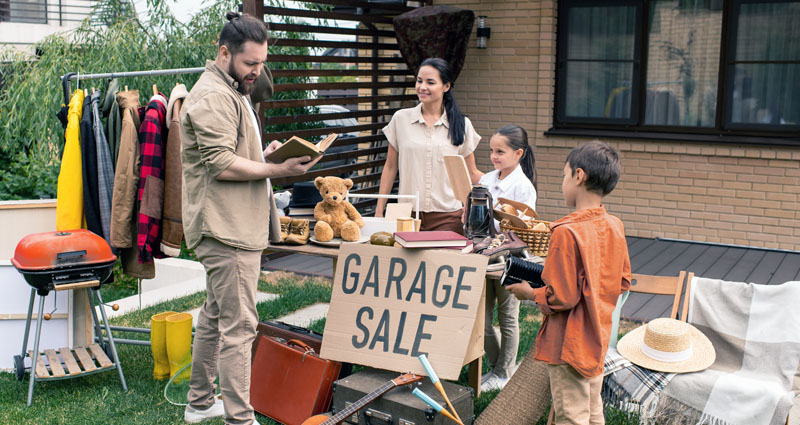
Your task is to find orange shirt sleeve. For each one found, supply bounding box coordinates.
[621,247,632,293]
[533,227,582,315]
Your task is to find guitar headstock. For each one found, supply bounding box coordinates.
[392,373,423,386]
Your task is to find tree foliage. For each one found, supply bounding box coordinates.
[0,0,317,200]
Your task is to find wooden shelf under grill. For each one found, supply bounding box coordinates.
[28,344,115,379]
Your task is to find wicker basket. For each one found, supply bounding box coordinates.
[499,219,552,257]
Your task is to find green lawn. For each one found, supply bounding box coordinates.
[0,272,637,424]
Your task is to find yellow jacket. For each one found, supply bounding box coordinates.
[56,89,85,230]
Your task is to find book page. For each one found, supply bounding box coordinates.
[315,133,338,152]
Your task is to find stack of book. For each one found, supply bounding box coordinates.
[393,231,473,253]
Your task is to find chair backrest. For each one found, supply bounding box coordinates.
[629,271,688,320]
[608,271,693,349]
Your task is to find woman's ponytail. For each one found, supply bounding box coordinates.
[420,58,465,146]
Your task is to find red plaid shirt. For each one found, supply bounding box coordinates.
[136,95,168,263]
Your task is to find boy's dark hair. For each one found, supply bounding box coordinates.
[219,12,269,55]
[566,140,620,196]
[495,124,537,190]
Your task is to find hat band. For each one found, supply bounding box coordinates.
[641,341,692,363]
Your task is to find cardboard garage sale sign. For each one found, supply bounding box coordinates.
[321,244,487,380]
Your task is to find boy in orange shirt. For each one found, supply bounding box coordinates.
[506,140,631,424]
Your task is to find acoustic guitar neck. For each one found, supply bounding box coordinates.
[312,373,421,425]
[322,381,396,425]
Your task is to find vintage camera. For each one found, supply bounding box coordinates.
[499,256,545,288]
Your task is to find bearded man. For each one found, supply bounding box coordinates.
[179,12,320,425]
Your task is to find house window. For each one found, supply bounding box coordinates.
[0,0,47,24]
[554,0,800,139]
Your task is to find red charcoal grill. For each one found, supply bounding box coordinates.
[11,229,127,406]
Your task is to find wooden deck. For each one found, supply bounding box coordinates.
[262,237,800,322]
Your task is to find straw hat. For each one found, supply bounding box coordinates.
[617,318,716,373]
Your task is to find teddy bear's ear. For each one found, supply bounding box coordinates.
[314,176,325,190]
[344,178,353,190]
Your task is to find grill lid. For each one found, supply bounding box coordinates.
[11,229,117,271]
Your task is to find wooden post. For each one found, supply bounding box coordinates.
[242,0,264,21]
[71,289,93,347]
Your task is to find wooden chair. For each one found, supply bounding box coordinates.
[608,271,694,348]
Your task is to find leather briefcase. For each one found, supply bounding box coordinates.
[252,321,324,358]
[250,335,341,425]
[252,321,352,379]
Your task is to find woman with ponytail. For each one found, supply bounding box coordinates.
[477,124,537,392]
[377,58,483,233]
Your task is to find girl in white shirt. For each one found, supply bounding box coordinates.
[478,124,537,392]
[480,124,538,231]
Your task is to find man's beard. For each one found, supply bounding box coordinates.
[228,62,256,95]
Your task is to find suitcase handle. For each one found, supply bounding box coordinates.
[287,339,315,354]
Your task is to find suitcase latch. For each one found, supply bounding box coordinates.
[398,420,416,425]
[365,408,392,424]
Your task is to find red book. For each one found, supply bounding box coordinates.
[437,242,474,253]
[393,231,468,248]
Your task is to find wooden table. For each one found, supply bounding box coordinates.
[264,243,498,396]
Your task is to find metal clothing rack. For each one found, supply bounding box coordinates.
[60,66,204,105]
[59,66,206,346]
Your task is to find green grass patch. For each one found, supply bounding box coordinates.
[1,273,637,424]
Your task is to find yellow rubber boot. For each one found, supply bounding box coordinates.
[165,312,193,383]
[150,311,177,380]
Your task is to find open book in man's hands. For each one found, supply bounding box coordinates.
[265,133,339,163]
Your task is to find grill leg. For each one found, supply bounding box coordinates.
[92,290,127,392]
[20,288,35,361]
[27,295,46,407]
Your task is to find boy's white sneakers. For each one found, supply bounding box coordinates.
[480,372,510,392]
[184,396,225,423]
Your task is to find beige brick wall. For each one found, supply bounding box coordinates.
[434,0,800,250]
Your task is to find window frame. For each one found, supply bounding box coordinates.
[552,0,800,143]
[0,0,48,24]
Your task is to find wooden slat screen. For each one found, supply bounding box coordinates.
[243,0,432,214]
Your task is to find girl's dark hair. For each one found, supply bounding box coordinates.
[219,12,269,55]
[419,58,465,147]
[495,124,537,190]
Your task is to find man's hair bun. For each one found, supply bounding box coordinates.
[225,11,241,21]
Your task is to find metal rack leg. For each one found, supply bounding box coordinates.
[93,290,127,392]
[27,295,45,407]
[20,288,35,360]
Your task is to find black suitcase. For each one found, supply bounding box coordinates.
[331,368,474,425]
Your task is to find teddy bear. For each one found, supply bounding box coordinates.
[313,176,364,242]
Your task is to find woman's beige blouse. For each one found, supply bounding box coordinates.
[382,103,481,213]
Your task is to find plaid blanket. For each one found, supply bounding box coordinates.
[603,347,676,421]
[653,277,800,425]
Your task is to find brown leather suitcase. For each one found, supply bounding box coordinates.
[250,335,341,425]
[252,320,352,379]
[252,321,324,357]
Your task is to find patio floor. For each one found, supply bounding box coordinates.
[262,237,800,323]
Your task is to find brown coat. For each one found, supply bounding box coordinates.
[109,90,142,249]
[532,206,632,377]
[109,90,155,278]
[160,84,189,256]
